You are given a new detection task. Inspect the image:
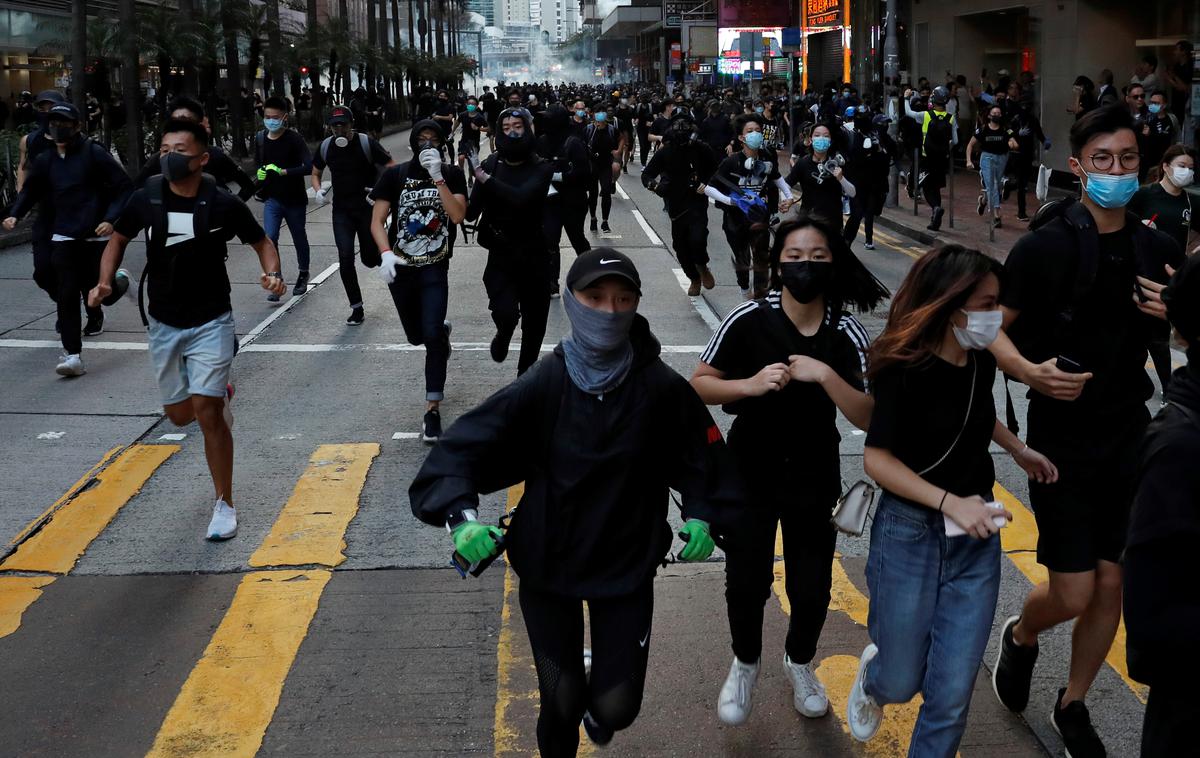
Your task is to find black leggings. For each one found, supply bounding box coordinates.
[637,127,650,165]
[1011,151,1034,218]
[843,195,875,246]
[588,161,615,221]
[482,250,552,374]
[725,491,838,665]
[519,579,654,758]
[545,196,591,289]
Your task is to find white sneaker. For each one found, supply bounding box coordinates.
[206,499,238,540]
[847,644,882,742]
[55,353,85,377]
[783,655,829,717]
[717,656,759,726]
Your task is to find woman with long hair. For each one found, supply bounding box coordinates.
[691,214,888,727]
[782,122,856,235]
[845,245,1058,756]
[965,104,1018,228]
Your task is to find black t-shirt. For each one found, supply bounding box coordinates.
[1129,183,1198,255]
[974,124,1013,154]
[785,154,845,223]
[701,295,869,485]
[312,134,392,209]
[369,160,467,266]
[458,110,488,148]
[867,351,998,504]
[1003,218,1183,430]
[759,118,784,150]
[713,150,781,202]
[650,116,671,138]
[585,123,619,161]
[114,185,265,328]
[256,129,311,206]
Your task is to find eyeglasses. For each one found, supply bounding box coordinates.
[1130,93,1146,100]
[1088,152,1141,170]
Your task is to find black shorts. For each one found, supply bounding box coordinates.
[1026,409,1149,573]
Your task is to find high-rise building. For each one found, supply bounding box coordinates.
[468,0,496,27]
[497,0,531,29]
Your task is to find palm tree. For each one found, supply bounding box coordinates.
[117,0,143,171]
[220,0,246,156]
[266,0,284,95]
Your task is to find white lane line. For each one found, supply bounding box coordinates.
[631,209,664,246]
[614,180,631,200]
[0,339,146,350]
[159,433,187,441]
[36,431,65,440]
[0,339,708,354]
[671,269,724,331]
[391,432,421,440]
[239,261,340,349]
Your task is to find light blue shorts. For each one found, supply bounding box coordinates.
[147,311,236,406]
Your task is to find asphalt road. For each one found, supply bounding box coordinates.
[0,126,1163,758]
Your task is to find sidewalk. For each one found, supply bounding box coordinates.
[875,167,1062,263]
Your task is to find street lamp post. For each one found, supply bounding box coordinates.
[883,0,900,207]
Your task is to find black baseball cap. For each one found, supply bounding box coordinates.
[47,103,81,122]
[34,90,64,106]
[1164,254,1200,342]
[328,106,353,124]
[566,247,642,295]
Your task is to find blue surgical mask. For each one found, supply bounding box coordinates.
[1149,103,1163,114]
[576,109,586,118]
[1083,171,1139,209]
[744,131,764,149]
[467,104,477,112]
[595,112,607,122]
[264,117,284,132]
[812,136,832,153]
[754,106,764,114]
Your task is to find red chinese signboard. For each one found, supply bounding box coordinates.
[805,0,841,28]
[718,0,792,31]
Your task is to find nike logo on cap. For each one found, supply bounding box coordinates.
[599,258,621,265]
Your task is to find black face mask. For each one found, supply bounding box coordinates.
[161,151,200,181]
[496,128,535,161]
[988,115,1001,124]
[49,124,74,143]
[779,261,833,304]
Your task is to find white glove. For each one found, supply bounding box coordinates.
[418,148,443,181]
[313,189,327,205]
[552,171,563,183]
[378,251,405,284]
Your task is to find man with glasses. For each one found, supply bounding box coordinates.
[988,105,1183,758]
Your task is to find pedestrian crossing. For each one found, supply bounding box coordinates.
[0,441,1145,756]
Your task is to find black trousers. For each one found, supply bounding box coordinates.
[921,158,947,210]
[482,249,552,374]
[32,234,56,302]
[1011,151,1035,218]
[51,240,104,355]
[843,195,875,246]
[545,195,591,289]
[1141,687,1197,757]
[636,126,650,165]
[519,579,654,758]
[722,217,770,293]
[725,487,838,665]
[588,161,615,221]
[386,261,450,401]
[331,205,380,308]
[669,202,711,281]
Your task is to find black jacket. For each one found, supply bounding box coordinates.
[1124,354,1200,692]
[410,316,746,598]
[10,135,132,239]
[642,141,718,217]
[466,152,553,252]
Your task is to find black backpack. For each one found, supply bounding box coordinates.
[922,111,954,160]
[318,132,385,189]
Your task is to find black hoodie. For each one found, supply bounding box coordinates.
[10,134,132,239]
[1124,351,1200,692]
[409,315,746,598]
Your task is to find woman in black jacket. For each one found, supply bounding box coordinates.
[410,248,745,758]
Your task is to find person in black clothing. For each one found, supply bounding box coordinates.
[584,102,623,233]
[613,95,635,173]
[89,119,286,542]
[1141,91,1177,175]
[456,95,490,185]
[365,88,385,139]
[481,89,501,152]
[4,103,132,377]
[467,107,555,375]
[989,106,1184,758]
[1004,83,1049,222]
[1124,254,1200,758]
[698,101,734,159]
[371,120,469,443]
[641,114,719,295]
[410,248,745,758]
[647,100,675,154]
[13,90,66,306]
[783,122,856,236]
[693,215,887,727]
[706,114,791,300]
[538,105,592,295]
[134,96,256,200]
[842,113,896,249]
[255,96,313,300]
[634,94,655,166]
[432,90,457,157]
[312,105,394,324]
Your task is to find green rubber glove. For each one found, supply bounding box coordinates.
[266,163,282,175]
[678,519,715,562]
[256,167,268,181]
[452,521,503,564]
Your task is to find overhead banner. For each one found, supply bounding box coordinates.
[718,0,792,31]
[804,0,842,29]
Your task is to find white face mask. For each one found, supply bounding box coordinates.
[1170,166,1195,188]
[953,309,1003,350]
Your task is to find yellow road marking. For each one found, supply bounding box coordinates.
[0,444,178,574]
[871,229,924,260]
[994,484,1148,703]
[249,443,380,568]
[6,446,122,549]
[145,570,330,758]
[0,576,55,637]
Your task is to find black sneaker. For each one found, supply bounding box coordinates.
[976,193,987,216]
[992,615,1038,713]
[1051,688,1106,758]
[590,218,598,232]
[600,220,611,233]
[582,711,613,747]
[927,207,945,231]
[346,307,365,325]
[1017,214,1031,222]
[292,270,309,296]
[490,329,512,363]
[421,409,442,443]
[83,314,104,336]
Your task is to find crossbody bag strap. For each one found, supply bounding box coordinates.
[917,353,977,476]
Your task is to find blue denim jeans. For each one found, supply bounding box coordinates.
[863,492,1001,758]
[979,151,1008,213]
[263,198,311,274]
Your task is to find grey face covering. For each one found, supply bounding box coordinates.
[560,290,636,395]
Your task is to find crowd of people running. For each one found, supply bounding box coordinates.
[2,72,1197,758]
